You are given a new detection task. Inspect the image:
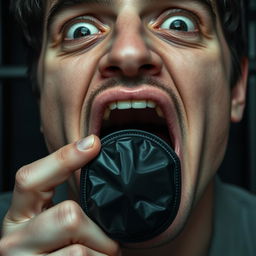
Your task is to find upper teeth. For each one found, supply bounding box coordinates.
[103,100,164,120]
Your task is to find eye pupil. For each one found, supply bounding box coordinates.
[170,20,188,31]
[74,26,91,38]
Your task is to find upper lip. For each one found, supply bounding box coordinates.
[87,85,182,156]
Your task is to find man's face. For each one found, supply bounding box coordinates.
[38,0,246,246]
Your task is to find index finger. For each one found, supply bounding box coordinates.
[7,135,101,222]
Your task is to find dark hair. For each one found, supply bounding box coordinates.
[10,0,247,96]
[216,0,247,87]
[10,0,46,97]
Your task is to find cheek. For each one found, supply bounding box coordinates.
[160,43,231,198]
[169,48,229,134]
[168,46,229,101]
[39,52,99,150]
[180,48,231,192]
[163,43,231,139]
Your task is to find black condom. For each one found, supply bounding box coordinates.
[80,129,181,243]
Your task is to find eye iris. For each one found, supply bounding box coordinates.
[74,26,91,38]
[170,20,188,31]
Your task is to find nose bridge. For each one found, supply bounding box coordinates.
[112,12,147,59]
[98,9,163,78]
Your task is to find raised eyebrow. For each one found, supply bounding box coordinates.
[197,0,216,17]
[46,0,112,32]
[46,0,216,33]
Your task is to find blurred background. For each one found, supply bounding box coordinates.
[0,1,255,193]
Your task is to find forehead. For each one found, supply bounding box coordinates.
[46,0,216,13]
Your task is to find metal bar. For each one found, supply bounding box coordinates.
[249,75,256,193]
[0,0,3,192]
[248,0,256,192]
[250,0,256,9]
[249,21,256,60]
[0,66,27,79]
[249,61,256,74]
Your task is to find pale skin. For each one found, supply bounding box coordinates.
[0,0,248,255]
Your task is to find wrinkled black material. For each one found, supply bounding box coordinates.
[80,129,181,243]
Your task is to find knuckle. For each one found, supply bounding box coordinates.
[55,146,74,172]
[57,201,85,232]
[15,165,32,191]
[56,146,70,164]
[67,244,87,256]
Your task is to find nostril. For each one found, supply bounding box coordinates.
[142,64,155,70]
[108,66,120,73]
[140,64,160,75]
[99,52,162,78]
[102,66,121,77]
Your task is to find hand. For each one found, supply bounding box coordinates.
[0,135,120,256]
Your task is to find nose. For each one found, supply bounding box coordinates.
[98,14,163,78]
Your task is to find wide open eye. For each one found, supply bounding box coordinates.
[65,22,100,39]
[160,16,196,32]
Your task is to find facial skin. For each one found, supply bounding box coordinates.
[37,0,247,253]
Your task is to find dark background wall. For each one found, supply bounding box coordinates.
[0,1,256,193]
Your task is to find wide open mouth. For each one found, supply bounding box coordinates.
[100,100,173,146]
[88,86,181,153]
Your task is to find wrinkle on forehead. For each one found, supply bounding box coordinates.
[45,0,217,31]
[46,0,111,13]
[48,0,119,9]
[48,0,216,10]
[49,0,112,4]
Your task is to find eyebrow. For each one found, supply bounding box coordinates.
[193,0,216,19]
[46,0,216,33]
[46,0,112,32]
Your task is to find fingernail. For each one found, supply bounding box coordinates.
[77,135,95,151]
